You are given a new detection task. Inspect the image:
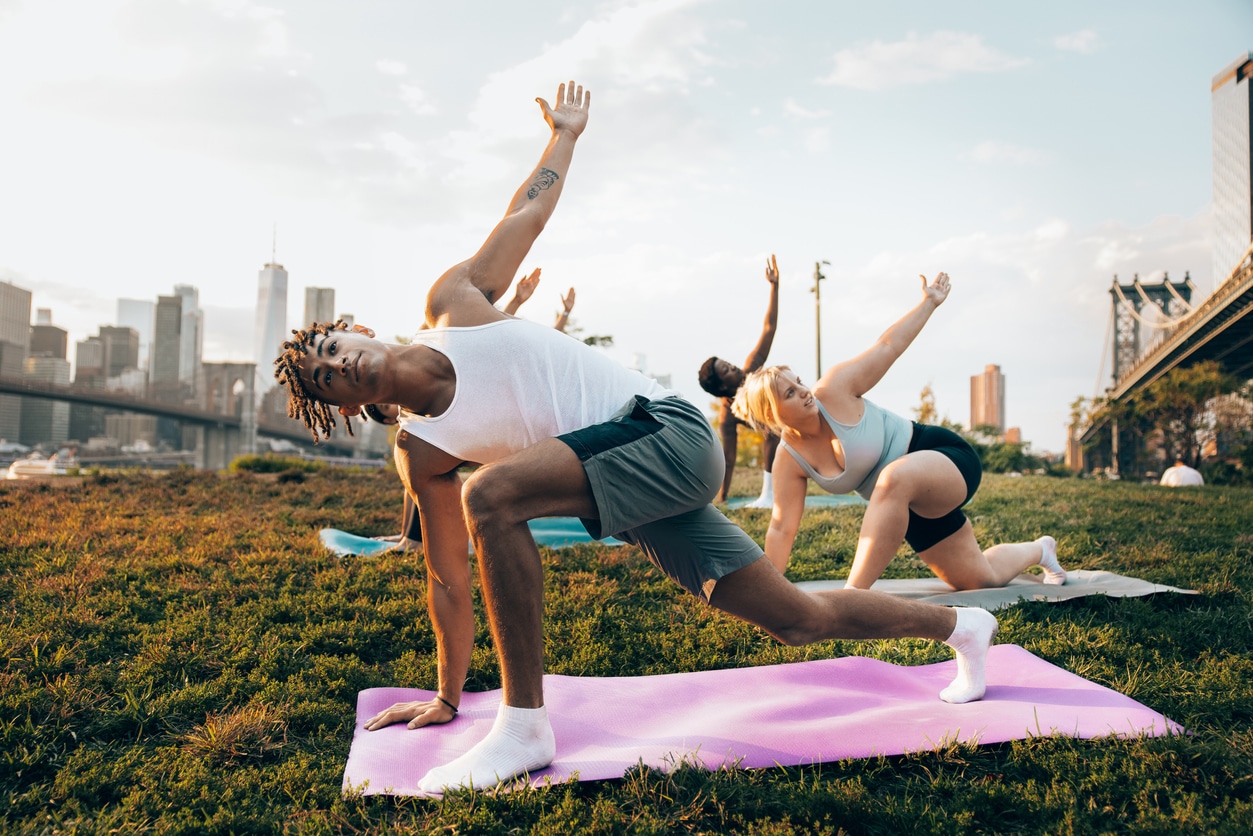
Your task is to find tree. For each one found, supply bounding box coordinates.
[983,442,1029,473]
[1140,361,1241,466]
[914,383,938,426]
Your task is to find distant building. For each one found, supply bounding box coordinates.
[0,281,29,347]
[174,284,203,393]
[151,294,183,397]
[20,355,70,446]
[70,336,107,442]
[30,323,67,359]
[105,413,157,449]
[970,364,1006,435]
[117,298,155,371]
[98,326,139,378]
[254,262,288,393]
[1213,52,1253,284]
[0,280,32,441]
[74,337,104,385]
[303,287,335,328]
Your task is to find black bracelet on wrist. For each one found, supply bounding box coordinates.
[436,695,458,715]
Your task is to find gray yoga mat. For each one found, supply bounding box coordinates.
[794,570,1197,611]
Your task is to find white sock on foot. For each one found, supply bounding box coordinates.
[1036,535,1066,585]
[746,472,774,509]
[940,607,999,704]
[417,704,556,793]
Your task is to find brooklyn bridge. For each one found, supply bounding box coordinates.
[0,363,360,469]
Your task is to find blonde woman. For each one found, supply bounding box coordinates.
[733,271,1065,591]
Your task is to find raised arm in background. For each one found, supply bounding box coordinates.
[716,254,780,503]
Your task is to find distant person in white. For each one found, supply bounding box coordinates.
[1160,459,1204,487]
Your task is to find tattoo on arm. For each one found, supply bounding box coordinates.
[526,168,560,199]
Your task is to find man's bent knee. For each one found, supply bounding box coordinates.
[461,466,523,528]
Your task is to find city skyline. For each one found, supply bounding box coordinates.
[1,2,1251,452]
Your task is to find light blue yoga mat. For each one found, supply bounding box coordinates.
[320,519,623,557]
[725,494,866,509]
[321,497,860,556]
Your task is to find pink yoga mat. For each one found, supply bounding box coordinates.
[343,644,1182,796]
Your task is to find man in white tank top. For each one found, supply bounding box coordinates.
[273,79,1000,794]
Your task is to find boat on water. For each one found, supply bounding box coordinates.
[6,451,76,480]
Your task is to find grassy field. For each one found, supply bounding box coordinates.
[2,467,1252,834]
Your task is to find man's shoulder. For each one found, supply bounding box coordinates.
[395,427,466,478]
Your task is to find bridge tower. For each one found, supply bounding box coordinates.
[197,362,257,469]
[1109,273,1196,383]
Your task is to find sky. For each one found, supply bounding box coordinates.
[1,0,1250,454]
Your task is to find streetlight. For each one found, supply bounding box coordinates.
[812,260,830,378]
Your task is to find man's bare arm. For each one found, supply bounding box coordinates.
[717,402,738,503]
[741,254,780,373]
[427,81,590,321]
[364,435,475,731]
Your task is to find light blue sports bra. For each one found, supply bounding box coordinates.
[781,398,913,500]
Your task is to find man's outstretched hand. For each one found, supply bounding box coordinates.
[538,79,590,137]
[364,697,456,731]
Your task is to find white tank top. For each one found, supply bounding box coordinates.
[397,319,674,464]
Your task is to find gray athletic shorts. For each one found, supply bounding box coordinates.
[557,395,764,601]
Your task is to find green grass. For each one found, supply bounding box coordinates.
[2,468,1252,834]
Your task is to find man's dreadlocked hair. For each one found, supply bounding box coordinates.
[273,320,356,443]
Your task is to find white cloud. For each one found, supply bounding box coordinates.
[966,140,1050,165]
[784,98,830,119]
[398,83,437,116]
[816,30,1028,90]
[375,59,408,76]
[1054,29,1099,54]
[803,126,831,153]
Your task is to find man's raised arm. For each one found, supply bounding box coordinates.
[429,81,590,315]
[741,254,780,374]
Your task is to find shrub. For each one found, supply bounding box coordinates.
[229,454,325,474]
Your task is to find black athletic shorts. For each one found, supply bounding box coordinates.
[902,422,982,553]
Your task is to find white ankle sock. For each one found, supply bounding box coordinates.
[746,472,774,508]
[1036,535,1066,585]
[940,607,998,704]
[418,704,555,793]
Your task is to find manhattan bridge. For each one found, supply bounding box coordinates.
[1079,245,1253,475]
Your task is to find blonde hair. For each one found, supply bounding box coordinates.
[731,365,791,437]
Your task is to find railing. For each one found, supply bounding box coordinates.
[1111,252,1253,391]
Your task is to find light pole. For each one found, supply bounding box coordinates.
[812,260,830,379]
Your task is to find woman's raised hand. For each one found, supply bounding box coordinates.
[921,272,951,306]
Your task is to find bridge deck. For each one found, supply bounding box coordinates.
[1108,256,1253,400]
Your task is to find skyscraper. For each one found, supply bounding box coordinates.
[0,280,32,441]
[151,295,183,398]
[117,298,155,371]
[98,326,140,378]
[30,321,67,360]
[21,355,70,446]
[69,337,106,441]
[1213,52,1253,285]
[970,364,1006,434]
[254,262,288,393]
[173,284,203,392]
[303,287,335,328]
